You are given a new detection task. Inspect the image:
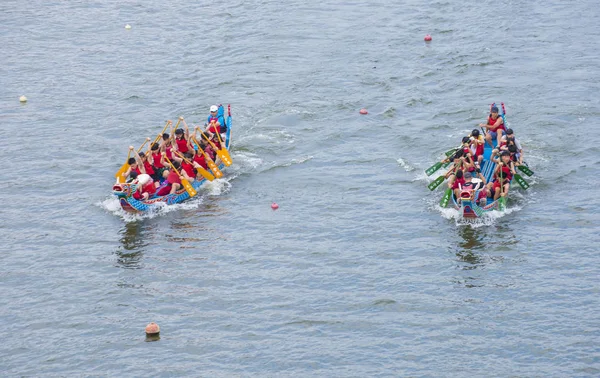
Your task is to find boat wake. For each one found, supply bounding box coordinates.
[435,202,522,228]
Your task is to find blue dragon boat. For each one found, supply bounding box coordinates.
[432,103,532,219]
[112,104,232,212]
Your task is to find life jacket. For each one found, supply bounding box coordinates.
[501,165,512,181]
[181,161,195,178]
[133,181,156,200]
[452,177,465,190]
[130,165,142,176]
[207,108,227,132]
[152,152,164,168]
[475,135,485,156]
[175,138,189,154]
[143,160,155,176]
[193,153,207,169]
[488,115,506,132]
[207,120,222,134]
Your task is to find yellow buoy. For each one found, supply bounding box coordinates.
[125,24,132,30]
[19,95,27,103]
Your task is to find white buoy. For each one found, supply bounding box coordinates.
[19,95,27,103]
[125,24,132,30]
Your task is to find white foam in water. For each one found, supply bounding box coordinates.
[98,195,207,222]
[202,178,231,196]
[431,196,523,229]
[396,157,415,172]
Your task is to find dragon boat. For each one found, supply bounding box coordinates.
[112,104,232,213]
[427,103,532,219]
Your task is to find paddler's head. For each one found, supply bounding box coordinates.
[490,106,499,119]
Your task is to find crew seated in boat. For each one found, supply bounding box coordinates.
[160,133,175,160]
[122,147,147,181]
[138,151,155,181]
[132,173,156,201]
[150,142,167,181]
[455,171,487,202]
[479,106,505,147]
[173,127,193,155]
[171,152,196,183]
[207,104,227,133]
[155,163,183,196]
[469,129,485,166]
[486,151,515,201]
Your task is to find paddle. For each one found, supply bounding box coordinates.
[425,160,445,176]
[114,148,132,183]
[517,165,534,176]
[440,188,452,208]
[174,150,214,182]
[212,123,232,164]
[164,156,197,198]
[496,169,507,211]
[199,128,232,167]
[513,172,530,190]
[192,135,223,179]
[115,139,150,183]
[153,120,173,145]
[428,176,445,191]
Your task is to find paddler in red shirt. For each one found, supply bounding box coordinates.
[479,106,505,148]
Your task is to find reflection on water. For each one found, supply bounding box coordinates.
[115,222,150,269]
[455,226,485,266]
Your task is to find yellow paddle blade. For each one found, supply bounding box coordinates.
[207,160,223,178]
[114,163,130,179]
[181,178,197,197]
[196,167,215,181]
[216,149,232,166]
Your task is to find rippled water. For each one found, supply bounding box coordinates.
[2,0,600,376]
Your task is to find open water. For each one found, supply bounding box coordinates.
[2,0,600,376]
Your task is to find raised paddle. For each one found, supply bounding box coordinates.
[164,156,197,198]
[192,135,223,179]
[153,120,173,145]
[174,150,214,182]
[114,147,132,183]
[199,129,232,167]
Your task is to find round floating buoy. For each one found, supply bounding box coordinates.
[424,34,432,42]
[125,24,132,30]
[359,109,368,115]
[19,95,27,103]
[145,322,160,336]
[271,202,279,210]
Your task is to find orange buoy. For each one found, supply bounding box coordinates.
[424,34,432,42]
[145,322,160,336]
[359,109,368,115]
[271,202,279,210]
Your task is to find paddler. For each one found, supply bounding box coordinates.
[480,105,505,148]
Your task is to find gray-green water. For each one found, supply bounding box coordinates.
[2,0,599,376]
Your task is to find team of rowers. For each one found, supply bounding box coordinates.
[445,105,525,205]
[117,105,227,201]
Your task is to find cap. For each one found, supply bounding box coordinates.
[506,128,514,135]
[491,106,499,113]
[464,171,472,179]
[471,129,480,137]
[137,174,151,186]
[210,105,218,112]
